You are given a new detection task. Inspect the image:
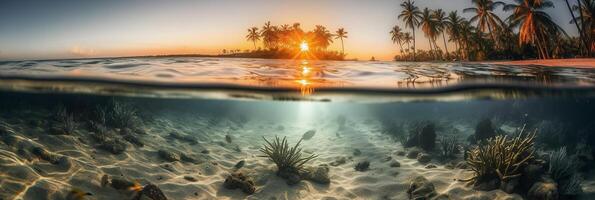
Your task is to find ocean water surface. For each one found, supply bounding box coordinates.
[0,57,594,200]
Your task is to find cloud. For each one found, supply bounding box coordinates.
[69,45,95,57]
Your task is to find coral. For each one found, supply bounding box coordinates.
[548,147,574,183]
[439,135,459,159]
[548,147,583,195]
[223,172,256,194]
[354,161,370,171]
[260,136,317,174]
[464,126,536,189]
[528,179,559,200]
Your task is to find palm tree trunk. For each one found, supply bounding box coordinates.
[487,24,498,49]
[428,38,435,60]
[442,33,449,60]
[341,38,345,55]
[577,0,592,56]
[253,41,257,50]
[565,0,589,55]
[413,27,417,61]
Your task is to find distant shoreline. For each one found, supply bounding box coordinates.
[478,58,595,69]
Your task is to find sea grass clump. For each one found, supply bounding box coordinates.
[108,100,139,128]
[260,136,317,184]
[464,126,536,190]
[548,147,583,195]
[439,135,460,159]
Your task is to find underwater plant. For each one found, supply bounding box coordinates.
[260,136,317,174]
[108,100,139,128]
[439,135,459,159]
[404,122,436,151]
[548,147,583,195]
[464,126,536,188]
[53,106,76,134]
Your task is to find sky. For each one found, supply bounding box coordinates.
[0,0,581,61]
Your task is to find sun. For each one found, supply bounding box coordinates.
[300,41,309,52]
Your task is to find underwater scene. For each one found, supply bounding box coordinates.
[1,57,595,200]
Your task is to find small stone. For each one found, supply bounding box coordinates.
[354,161,370,172]
[234,160,245,169]
[417,153,431,164]
[201,149,209,154]
[223,172,256,194]
[353,149,362,156]
[407,148,421,159]
[158,150,180,162]
[303,165,330,184]
[101,175,109,187]
[225,135,232,143]
[98,140,127,155]
[110,178,135,190]
[184,176,198,182]
[390,160,401,168]
[136,183,168,200]
[278,168,301,185]
[407,176,437,200]
[425,164,437,169]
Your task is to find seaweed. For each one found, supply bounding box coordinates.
[53,106,76,134]
[464,126,536,186]
[259,136,317,173]
[548,147,583,195]
[439,135,459,159]
[109,100,139,128]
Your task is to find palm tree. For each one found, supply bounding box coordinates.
[399,0,422,60]
[313,25,334,50]
[433,9,450,60]
[335,28,348,54]
[574,0,595,53]
[390,25,405,54]
[246,27,260,50]
[504,0,566,59]
[464,0,505,47]
[565,0,589,55]
[446,11,464,59]
[403,32,413,60]
[420,8,439,60]
[260,21,278,49]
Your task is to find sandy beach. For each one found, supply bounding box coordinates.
[482,58,595,68]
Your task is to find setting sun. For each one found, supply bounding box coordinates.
[300,41,309,52]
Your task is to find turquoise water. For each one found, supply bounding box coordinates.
[0,57,594,200]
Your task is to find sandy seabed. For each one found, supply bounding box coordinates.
[0,109,592,200]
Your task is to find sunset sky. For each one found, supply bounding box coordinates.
[0,0,579,61]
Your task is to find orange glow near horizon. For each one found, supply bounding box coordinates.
[300,41,309,52]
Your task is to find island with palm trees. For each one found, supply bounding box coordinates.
[390,0,594,62]
[223,22,347,60]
